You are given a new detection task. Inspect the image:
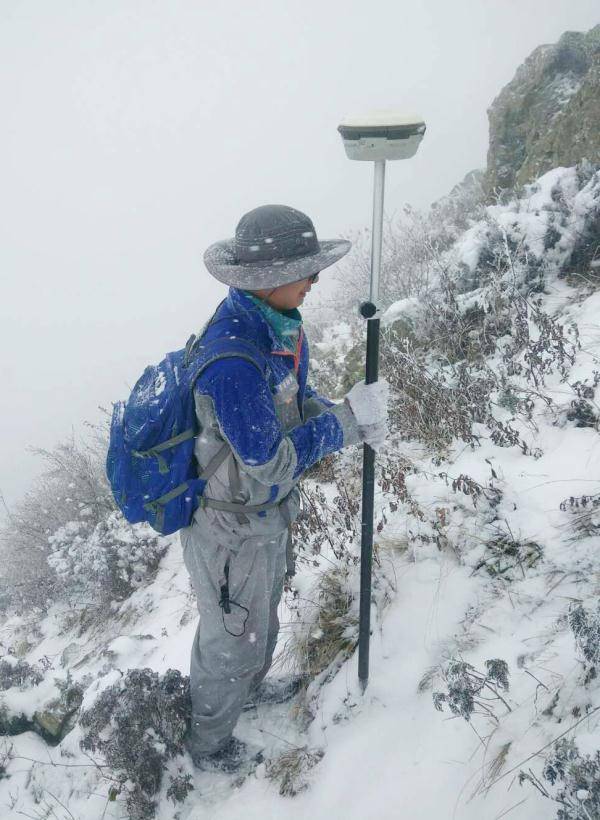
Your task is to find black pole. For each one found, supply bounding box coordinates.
[358,301,380,691]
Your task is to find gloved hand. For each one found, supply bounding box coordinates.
[344,379,390,450]
[357,419,388,450]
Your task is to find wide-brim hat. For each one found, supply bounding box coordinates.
[204,204,351,290]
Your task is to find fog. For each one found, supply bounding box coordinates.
[1,0,598,507]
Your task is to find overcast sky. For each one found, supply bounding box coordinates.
[1,0,599,508]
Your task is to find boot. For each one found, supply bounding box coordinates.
[192,736,263,773]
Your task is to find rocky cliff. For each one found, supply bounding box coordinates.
[486,25,600,193]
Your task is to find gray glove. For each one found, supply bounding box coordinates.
[356,419,389,450]
[344,379,390,450]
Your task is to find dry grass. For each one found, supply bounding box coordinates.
[293,567,357,680]
[265,746,325,797]
[417,666,439,694]
[487,741,512,783]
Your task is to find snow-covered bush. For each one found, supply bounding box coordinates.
[559,161,600,284]
[569,602,600,684]
[0,667,82,744]
[305,321,364,399]
[0,658,42,690]
[320,172,487,330]
[79,668,191,819]
[565,375,600,429]
[165,772,194,806]
[48,511,169,612]
[566,399,598,429]
[32,672,84,745]
[0,425,170,620]
[520,738,600,820]
[374,212,581,457]
[459,164,600,290]
[315,164,598,357]
[309,173,590,464]
[433,658,511,724]
[0,428,114,614]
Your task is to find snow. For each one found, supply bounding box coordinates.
[452,166,599,276]
[1,674,58,721]
[381,296,420,327]
[154,370,167,396]
[0,444,586,820]
[2,165,600,819]
[313,322,355,366]
[454,220,491,271]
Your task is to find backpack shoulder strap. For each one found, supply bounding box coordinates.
[197,441,230,481]
[189,336,271,392]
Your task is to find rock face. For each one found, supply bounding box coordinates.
[33,683,83,745]
[486,25,600,193]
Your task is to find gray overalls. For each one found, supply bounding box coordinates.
[181,356,359,757]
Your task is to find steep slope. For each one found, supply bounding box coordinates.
[0,166,599,820]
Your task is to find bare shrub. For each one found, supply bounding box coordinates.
[500,291,580,388]
[380,335,492,451]
[302,453,337,484]
[294,447,405,569]
[294,480,360,566]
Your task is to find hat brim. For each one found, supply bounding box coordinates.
[204,238,352,290]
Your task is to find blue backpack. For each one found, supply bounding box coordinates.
[106,330,268,535]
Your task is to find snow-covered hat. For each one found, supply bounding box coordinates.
[204,204,351,290]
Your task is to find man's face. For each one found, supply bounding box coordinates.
[252,273,319,311]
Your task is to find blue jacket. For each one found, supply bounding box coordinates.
[191,287,359,528]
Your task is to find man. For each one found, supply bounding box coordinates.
[181,204,388,770]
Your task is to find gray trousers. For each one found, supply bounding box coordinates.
[181,516,289,756]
